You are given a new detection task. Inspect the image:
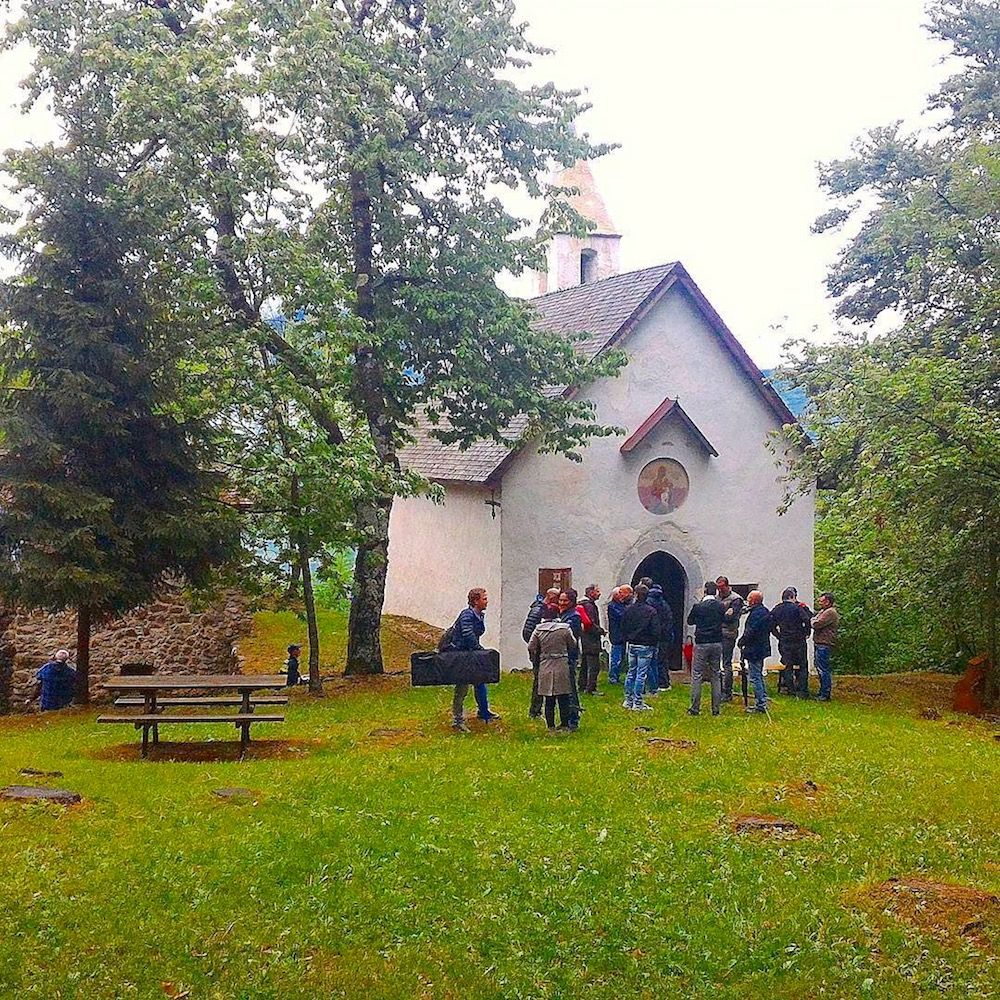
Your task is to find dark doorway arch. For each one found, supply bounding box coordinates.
[632,551,687,672]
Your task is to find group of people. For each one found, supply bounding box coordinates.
[443,576,840,732]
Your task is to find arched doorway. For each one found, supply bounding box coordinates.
[632,551,686,672]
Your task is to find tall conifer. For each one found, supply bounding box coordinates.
[0,153,238,703]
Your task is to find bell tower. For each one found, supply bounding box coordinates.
[536,160,622,295]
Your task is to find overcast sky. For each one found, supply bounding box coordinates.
[0,0,952,366]
[515,0,951,365]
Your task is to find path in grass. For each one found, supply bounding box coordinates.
[1,674,997,999]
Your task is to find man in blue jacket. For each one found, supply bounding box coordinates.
[451,588,501,731]
[35,650,77,711]
[738,591,772,713]
[606,585,632,684]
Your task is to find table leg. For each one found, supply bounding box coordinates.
[240,689,251,715]
[150,691,160,745]
[141,723,149,759]
[239,722,249,759]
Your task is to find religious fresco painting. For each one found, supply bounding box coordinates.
[637,458,689,515]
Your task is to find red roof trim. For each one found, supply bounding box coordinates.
[620,397,719,457]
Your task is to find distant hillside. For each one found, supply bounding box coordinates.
[762,369,809,420]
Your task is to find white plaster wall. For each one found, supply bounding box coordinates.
[546,233,622,292]
[384,485,502,649]
[498,284,814,670]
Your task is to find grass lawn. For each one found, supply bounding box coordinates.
[1,646,998,998]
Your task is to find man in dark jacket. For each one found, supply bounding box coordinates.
[451,587,501,731]
[686,581,725,716]
[579,584,606,695]
[716,576,745,703]
[606,585,632,684]
[644,582,673,694]
[558,589,584,730]
[770,587,813,698]
[35,650,77,711]
[621,584,659,711]
[738,590,772,713]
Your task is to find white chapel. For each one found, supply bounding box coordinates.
[384,163,814,671]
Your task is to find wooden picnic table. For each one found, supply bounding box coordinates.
[100,675,288,757]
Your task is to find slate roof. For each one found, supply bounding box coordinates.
[398,262,796,484]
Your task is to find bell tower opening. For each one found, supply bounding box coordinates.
[632,551,687,672]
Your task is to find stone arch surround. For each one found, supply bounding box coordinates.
[615,522,707,609]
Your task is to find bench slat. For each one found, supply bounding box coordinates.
[97,714,284,724]
[113,696,288,707]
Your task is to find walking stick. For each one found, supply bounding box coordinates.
[740,651,749,708]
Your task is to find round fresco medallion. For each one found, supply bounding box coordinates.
[637,458,689,515]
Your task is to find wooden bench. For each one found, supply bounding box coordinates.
[97,713,285,758]
[113,696,288,708]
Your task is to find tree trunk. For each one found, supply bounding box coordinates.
[985,535,999,708]
[297,536,322,694]
[75,604,91,706]
[345,495,392,675]
[343,164,396,676]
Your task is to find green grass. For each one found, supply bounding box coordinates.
[1,673,998,999]
[239,609,437,674]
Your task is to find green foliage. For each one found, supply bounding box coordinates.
[3,0,629,672]
[0,153,239,622]
[777,0,1000,695]
[0,674,997,998]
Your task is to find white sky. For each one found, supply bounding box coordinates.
[0,0,952,367]
[515,0,952,365]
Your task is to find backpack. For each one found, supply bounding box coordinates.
[437,625,456,652]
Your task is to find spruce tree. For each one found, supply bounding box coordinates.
[0,152,238,703]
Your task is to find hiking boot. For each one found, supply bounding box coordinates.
[687,708,700,717]
[452,720,470,733]
[622,699,633,709]
[633,702,653,712]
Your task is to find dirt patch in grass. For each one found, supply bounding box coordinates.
[852,877,1000,947]
[366,724,427,748]
[771,778,822,805]
[646,737,697,752]
[730,814,815,840]
[836,672,957,714]
[88,738,321,763]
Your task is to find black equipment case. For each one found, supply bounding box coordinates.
[410,648,501,687]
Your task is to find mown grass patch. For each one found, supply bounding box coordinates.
[1,672,997,998]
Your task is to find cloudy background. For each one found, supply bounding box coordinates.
[0,0,953,365]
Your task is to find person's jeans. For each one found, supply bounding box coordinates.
[609,643,624,683]
[721,635,737,700]
[644,654,659,693]
[453,682,492,722]
[543,693,572,728]
[690,642,722,714]
[747,657,767,711]
[815,644,833,699]
[624,644,654,706]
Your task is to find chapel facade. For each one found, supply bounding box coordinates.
[384,164,814,671]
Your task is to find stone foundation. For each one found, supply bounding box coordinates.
[2,582,251,712]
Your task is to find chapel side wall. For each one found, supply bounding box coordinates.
[499,285,814,671]
[384,485,502,648]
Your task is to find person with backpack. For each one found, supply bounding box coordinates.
[445,587,501,732]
